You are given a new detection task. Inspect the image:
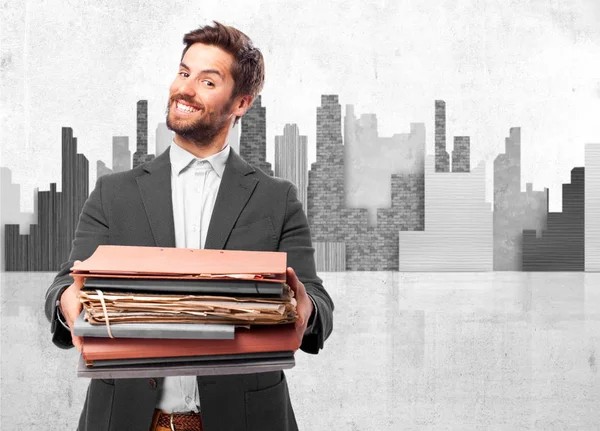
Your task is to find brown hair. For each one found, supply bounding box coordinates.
[181,21,265,125]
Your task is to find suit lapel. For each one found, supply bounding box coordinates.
[135,151,176,248]
[204,149,258,250]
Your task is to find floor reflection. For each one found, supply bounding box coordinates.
[1,271,599,430]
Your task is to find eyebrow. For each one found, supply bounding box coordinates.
[179,62,225,80]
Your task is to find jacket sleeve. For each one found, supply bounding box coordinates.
[44,176,110,349]
[279,183,334,354]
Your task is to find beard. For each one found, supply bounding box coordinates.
[165,95,233,146]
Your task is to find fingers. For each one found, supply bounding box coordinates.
[71,332,83,352]
[61,284,83,330]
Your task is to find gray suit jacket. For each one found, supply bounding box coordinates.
[44,148,334,431]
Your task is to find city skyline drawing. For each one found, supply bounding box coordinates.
[2,1,599,273]
[2,95,599,272]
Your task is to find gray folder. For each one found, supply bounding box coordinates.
[88,351,295,367]
[77,355,295,379]
[73,311,235,339]
[84,277,284,296]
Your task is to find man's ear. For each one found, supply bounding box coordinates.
[232,95,254,118]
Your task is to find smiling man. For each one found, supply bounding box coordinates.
[45,21,334,431]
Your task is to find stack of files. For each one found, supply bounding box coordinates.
[70,245,300,379]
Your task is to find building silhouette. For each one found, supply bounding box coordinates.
[522,167,584,271]
[452,136,470,172]
[274,124,308,210]
[4,127,89,271]
[112,136,131,173]
[1,168,36,271]
[226,121,241,154]
[133,100,155,168]
[155,122,173,157]
[585,144,600,271]
[435,100,450,172]
[97,160,113,181]
[399,155,493,271]
[493,127,548,270]
[239,95,272,176]
[344,105,425,226]
[307,95,424,270]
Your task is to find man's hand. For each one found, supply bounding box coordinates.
[286,267,314,345]
[59,261,84,352]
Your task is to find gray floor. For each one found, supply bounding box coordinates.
[1,271,599,430]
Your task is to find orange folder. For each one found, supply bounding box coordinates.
[70,245,287,282]
[81,324,300,365]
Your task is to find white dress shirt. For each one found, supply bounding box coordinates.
[156,141,231,413]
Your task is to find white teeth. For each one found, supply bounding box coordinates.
[176,102,199,113]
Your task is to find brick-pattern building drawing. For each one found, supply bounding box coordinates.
[274,124,308,210]
[522,167,584,271]
[585,144,600,271]
[308,95,424,270]
[452,136,470,173]
[435,100,450,173]
[493,127,548,270]
[344,105,425,225]
[399,154,493,271]
[133,100,155,168]
[239,95,272,176]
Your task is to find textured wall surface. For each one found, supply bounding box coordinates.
[3,271,600,430]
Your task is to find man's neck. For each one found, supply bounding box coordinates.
[173,134,228,159]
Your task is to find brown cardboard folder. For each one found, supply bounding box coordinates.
[71,245,287,282]
[81,324,300,365]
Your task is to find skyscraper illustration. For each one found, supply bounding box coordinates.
[585,144,600,271]
[112,136,131,173]
[435,100,450,172]
[239,95,272,176]
[155,122,173,157]
[493,128,548,270]
[399,155,493,271]
[4,127,89,271]
[133,100,155,168]
[226,121,241,154]
[344,105,425,225]
[97,160,113,181]
[308,95,424,270]
[274,124,308,210]
[1,168,36,271]
[452,136,470,173]
[522,167,584,271]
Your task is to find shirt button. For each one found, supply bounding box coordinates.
[192,225,198,232]
[185,396,192,404]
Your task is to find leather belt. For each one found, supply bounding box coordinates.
[152,410,203,431]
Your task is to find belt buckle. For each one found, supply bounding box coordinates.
[169,412,176,431]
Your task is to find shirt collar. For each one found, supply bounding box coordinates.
[169,141,230,178]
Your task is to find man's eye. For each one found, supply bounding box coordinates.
[203,80,215,87]
[179,72,189,78]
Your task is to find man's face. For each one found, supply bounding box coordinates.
[166,43,238,145]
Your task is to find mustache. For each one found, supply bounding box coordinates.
[170,94,203,109]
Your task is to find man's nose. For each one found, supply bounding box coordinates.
[178,80,196,97]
